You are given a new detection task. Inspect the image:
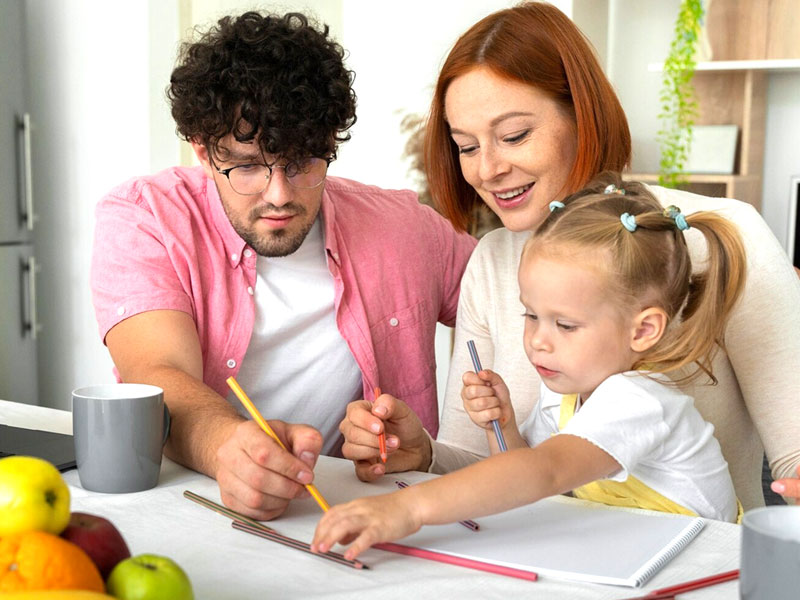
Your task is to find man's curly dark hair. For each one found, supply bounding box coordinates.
[168,11,357,164]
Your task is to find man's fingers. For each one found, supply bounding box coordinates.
[279,421,323,468]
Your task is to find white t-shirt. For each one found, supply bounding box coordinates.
[519,372,738,522]
[229,217,362,455]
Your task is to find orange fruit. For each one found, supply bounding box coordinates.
[0,530,104,593]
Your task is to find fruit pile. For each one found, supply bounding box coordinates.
[0,456,194,599]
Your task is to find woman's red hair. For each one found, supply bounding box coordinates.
[424,2,631,233]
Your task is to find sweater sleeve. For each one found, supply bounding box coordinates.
[716,201,800,480]
[430,229,541,473]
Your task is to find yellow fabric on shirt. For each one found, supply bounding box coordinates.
[557,393,698,516]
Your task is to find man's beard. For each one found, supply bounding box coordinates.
[223,199,317,258]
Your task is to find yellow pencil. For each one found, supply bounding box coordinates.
[226,376,330,512]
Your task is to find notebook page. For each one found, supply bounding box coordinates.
[285,456,705,588]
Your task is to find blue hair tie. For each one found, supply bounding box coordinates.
[663,205,690,231]
[549,200,565,212]
[620,212,637,232]
[674,213,690,231]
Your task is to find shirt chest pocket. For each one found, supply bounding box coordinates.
[369,300,436,394]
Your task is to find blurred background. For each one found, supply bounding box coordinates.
[2,0,798,411]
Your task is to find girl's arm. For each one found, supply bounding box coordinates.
[312,434,619,559]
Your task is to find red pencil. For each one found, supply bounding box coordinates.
[374,542,537,582]
[374,386,387,463]
[642,569,738,598]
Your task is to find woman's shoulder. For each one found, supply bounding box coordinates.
[463,227,530,281]
[643,184,758,221]
[643,184,780,248]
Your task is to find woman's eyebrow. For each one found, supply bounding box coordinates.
[449,111,535,135]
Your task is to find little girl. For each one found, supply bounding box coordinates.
[312,173,745,559]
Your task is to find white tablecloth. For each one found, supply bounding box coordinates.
[0,399,740,599]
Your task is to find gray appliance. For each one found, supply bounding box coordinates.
[0,0,39,404]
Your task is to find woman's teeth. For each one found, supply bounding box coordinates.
[495,183,532,200]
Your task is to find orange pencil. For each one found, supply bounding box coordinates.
[374,387,388,463]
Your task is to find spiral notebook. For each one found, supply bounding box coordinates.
[400,492,705,587]
[301,457,705,588]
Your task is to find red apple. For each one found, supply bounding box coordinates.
[61,511,131,579]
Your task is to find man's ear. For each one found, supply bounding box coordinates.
[190,140,215,178]
[630,307,668,353]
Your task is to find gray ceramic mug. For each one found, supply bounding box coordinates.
[740,505,800,599]
[72,383,170,493]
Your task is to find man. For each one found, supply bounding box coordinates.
[90,12,475,519]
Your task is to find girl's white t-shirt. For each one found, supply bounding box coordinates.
[229,217,362,455]
[519,372,738,522]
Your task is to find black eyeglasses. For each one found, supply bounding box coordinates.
[215,157,331,195]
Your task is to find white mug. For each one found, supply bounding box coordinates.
[740,505,800,599]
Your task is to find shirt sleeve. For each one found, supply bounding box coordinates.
[558,376,672,481]
[419,203,477,327]
[90,182,194,342]
[717,202,800,481]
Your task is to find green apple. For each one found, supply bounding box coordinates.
[106,554,193,600]
[0,455,71,536]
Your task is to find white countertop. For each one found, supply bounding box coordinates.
[0,399,741,599]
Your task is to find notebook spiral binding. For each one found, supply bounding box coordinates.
[631,518,706,587]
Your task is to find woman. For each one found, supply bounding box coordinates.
[339,2,800,510]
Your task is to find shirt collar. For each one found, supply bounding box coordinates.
[320,182,341,266]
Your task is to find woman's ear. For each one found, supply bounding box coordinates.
[630,307,668,353]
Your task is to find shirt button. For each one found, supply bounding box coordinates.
[247,286,254,295]
[333,252,339,261]
[226,359,236,368]
[231,253,238,262]
[389,317,399,327]
[117,306,126,316]
[244,249,253,258]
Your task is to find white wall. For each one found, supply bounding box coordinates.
[763,72,800,250]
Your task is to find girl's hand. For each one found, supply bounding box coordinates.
[461,369,514,430]
[311,492,423,560]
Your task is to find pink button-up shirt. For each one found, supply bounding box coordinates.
[91,167,476,437]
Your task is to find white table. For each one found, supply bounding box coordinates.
[1,399,740,599]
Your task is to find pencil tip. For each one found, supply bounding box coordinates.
[380,453,388,463]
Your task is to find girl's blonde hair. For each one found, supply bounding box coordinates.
[522,172,747,384]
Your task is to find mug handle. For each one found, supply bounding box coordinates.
[162,403,172,446]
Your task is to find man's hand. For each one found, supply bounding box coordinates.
[339,393,431,482]
[215,419,323,520]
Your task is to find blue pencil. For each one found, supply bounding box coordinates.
[466,340,508,452]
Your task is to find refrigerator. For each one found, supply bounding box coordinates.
[0,0,39,404]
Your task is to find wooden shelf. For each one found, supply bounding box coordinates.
[626,173,759,185]
[624,173,762,211]
[648,58,800,72]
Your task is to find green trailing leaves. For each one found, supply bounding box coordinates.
[657,0,704,189]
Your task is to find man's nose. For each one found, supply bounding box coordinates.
[260,167,293,207]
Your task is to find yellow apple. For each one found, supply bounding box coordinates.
[0,455,71,536]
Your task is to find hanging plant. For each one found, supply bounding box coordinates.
[657,0,705,189]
